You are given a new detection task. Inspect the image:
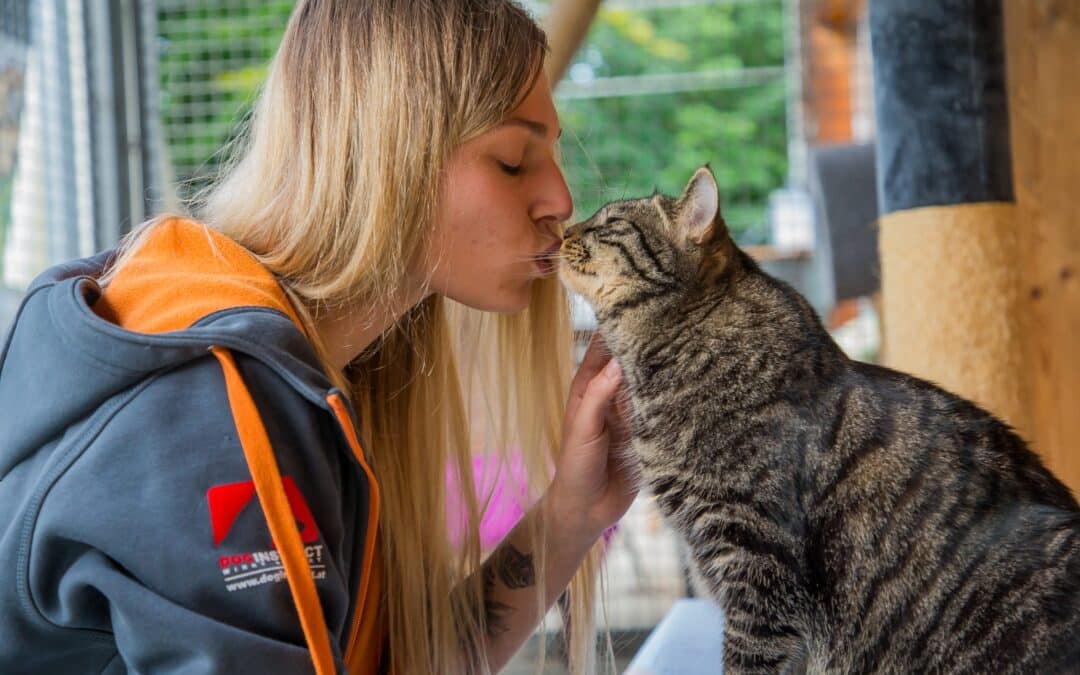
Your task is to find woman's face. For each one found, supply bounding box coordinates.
[427,72,573,313]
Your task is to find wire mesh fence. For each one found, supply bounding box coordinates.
[547,0,788,245]
[155,0,294,198]
[0,1,29,310]
[1,0,94,293]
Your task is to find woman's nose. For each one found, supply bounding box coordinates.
[534,161,574,226]
[549,172,574,224]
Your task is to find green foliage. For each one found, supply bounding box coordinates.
[156,1,788,241]
[156,2,294,193]
[558,2,787,242]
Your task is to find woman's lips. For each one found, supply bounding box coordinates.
[536,241,562,277]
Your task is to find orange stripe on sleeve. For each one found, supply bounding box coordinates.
[212,347,335,675]
[327,393,385,674]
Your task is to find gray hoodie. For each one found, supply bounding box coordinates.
[0,219,383,674]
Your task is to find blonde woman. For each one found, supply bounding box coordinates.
[0,1,635,674]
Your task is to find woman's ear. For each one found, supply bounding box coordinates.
[675,166,725,247]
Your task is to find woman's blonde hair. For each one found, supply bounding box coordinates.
[131,1,601,672]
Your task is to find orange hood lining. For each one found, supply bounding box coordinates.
[93,217,307,336]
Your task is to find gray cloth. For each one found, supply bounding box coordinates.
[870,0,1014,214]
[807,142,880,306]
[0,253,374,673]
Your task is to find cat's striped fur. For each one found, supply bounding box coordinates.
[559,167,1080,674]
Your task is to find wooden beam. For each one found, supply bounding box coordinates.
[800,0,867,144]
[1005,1,1080,494]
[543,0,604,84]
[816,0,864,29]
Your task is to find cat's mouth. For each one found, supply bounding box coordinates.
[557,239,600,298]
[559,241,589,271]
[559,237,591,268]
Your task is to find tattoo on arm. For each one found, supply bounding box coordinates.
[482,565,514,638]
[492,543,536,589]
[481,543,536,638]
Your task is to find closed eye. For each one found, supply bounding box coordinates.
[498,161,523,176]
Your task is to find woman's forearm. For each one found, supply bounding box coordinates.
[474,495,595,673]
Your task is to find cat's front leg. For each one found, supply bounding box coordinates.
[721,606,805,674]
[716,564,807,675]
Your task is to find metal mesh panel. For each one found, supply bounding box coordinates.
[0,1,30,299]
[1,0,95,297]
[153,0,294,198]
[549,0,789,245]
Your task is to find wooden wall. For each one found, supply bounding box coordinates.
[1005,1,1080,493]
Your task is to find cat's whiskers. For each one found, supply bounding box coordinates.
[515,250,564,264]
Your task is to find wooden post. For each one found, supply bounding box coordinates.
[802,0,858,143]
[1004,2,1080,494]
[543,0,604,84]
[870,1,1034,439]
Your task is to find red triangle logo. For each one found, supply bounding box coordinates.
[207,477,320,547]
[207,480,257,547]
[282,476,319,544]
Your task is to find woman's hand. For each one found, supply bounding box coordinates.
[545,334,639,552]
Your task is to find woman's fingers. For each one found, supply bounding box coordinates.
[566,334,612,423]
[578,333,611,374]
[565,358,622,446]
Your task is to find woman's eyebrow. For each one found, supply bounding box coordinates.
[502,117,563,140]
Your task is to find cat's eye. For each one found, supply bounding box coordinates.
[498,161,523,176]
[604,216,624,225]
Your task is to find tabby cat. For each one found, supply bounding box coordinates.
[559,167,1080,674]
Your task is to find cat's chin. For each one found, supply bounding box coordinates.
[556,265,601,306]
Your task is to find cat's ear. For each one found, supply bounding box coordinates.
[676,166,723,247]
